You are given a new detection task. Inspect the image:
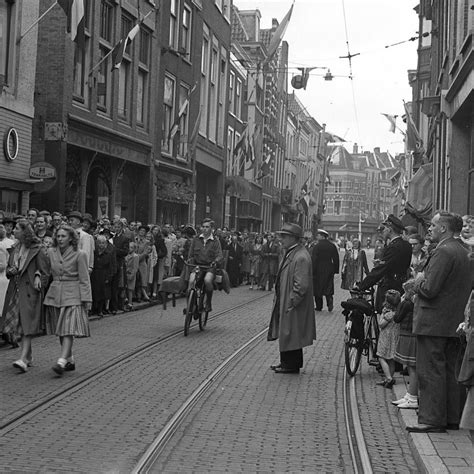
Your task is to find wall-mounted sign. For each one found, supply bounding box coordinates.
[29,162,56,179]
[44,122,68,141]
[3,127,19,162]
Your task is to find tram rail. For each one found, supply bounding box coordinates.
[0,293,270,435]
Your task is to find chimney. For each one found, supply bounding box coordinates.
[374,147,380,154]
[353,143,358,154]
[272,18,279,30]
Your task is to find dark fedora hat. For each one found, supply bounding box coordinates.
[2,216,16,225]
[82,212,95,224]
[382,214,405,232]
[67,210,83,221]
[276,222,303,238]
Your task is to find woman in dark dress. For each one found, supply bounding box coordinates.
[91,235,116,317]
[2,219,49,372]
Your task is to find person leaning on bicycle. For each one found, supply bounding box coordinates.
[186,218,223,312]
[356,214,412,312]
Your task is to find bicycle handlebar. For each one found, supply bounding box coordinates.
[184,262,213,271]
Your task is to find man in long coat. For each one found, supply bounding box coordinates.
[311,229,339,311]
[267,223,315,374]
[407,211,471,433]
[358,214,412,312]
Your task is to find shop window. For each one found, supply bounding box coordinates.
[0,189,20,216]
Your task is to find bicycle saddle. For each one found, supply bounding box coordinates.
[341,298,373,315]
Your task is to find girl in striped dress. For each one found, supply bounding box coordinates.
[44,225,92,376]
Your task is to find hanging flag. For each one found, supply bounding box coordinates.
[262,2,294,67]
[403,101,424,154]
[111,23,141,71]
[381,113,398,133]
[301,178,309,194]
[257,155,272,180]
[186,106,203,160]
[233,125,248,157]
[58,0,85,48]
[168,84,197,141]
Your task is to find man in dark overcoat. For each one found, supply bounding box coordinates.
[110,220,130,313]
[267,223,315,373]
[358,214,412,312]
[311,229,339,311]
[227,233,243,287]
[260,233,279,290]
[406,211,471,433]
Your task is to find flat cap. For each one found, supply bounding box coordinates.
[276,222,303,238]
[67,210,83,221]
[382,214,405,232]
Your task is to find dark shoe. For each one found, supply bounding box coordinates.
[315,308,322,312]
[270,364,281,370]
[406,424,446,433]
[274,367,300,374]
[328,306,333,312]
[97,312,104,319]
[376,378,395,388]
[446,423,459,430]
[64,362,76,371]
[205,303,212,312]
[52,363,64,376]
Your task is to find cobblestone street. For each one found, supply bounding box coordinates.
[0,268,440,473]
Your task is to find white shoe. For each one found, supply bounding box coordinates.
[391,394,409,406]
[13,359,28,373]
[398,398,418,409]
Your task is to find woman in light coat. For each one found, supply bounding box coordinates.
[267,223,316,373]
[43,225,92,376]
[3,219,49,372]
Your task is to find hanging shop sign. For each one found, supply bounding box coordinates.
[3,127,19,162]
[29,161,57,179]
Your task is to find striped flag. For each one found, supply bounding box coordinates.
[263,2,294,66]
[169,84,197,141]
[111,23,141,71]
[58,0,85,48]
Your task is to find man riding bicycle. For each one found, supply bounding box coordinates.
[187,218,223,312]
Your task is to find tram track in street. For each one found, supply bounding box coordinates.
[0,293,271,435]
[131,322,375,473]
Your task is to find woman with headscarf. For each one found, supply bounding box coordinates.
[341,238,369,290]
[2,219,49,371]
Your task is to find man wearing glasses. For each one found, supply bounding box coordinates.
[357,214,412,312]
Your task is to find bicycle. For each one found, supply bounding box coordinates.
[183,263,212,336]
[341,287,380,376]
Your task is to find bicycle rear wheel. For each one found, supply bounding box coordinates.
[366,315,379,364]
[184,290,196,337]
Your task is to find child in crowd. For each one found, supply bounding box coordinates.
[376,289,401,388]
[392,280,418,408]
[124,242,139,311]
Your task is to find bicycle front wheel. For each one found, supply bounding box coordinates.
[344,319,363,376]
[184,290,196,337]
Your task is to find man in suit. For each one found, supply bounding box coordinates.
[311,229,339,311]
[407,211,471,433]
[227,233,243,287]
[267,223,315,373]
[358,214,412,312]
[260,233,280,291]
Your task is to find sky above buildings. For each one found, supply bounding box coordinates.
[234,0,419,156]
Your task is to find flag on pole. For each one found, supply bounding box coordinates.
[257,155,272,180]
[186,106,203,160]
[262,2,294,66]
[233,125,248,157]
[168,84,197,141]
[381,113,398,133]
[111,23,141,71]
[58,0,85,48]
[403,101,424,154]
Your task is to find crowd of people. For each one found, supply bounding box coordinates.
[336,212,473,441]
[0,208,472,443]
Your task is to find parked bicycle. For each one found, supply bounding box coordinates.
[341,287,380,376]
[183,263,212,336]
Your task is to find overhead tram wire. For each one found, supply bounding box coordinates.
[340,0,361,144]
